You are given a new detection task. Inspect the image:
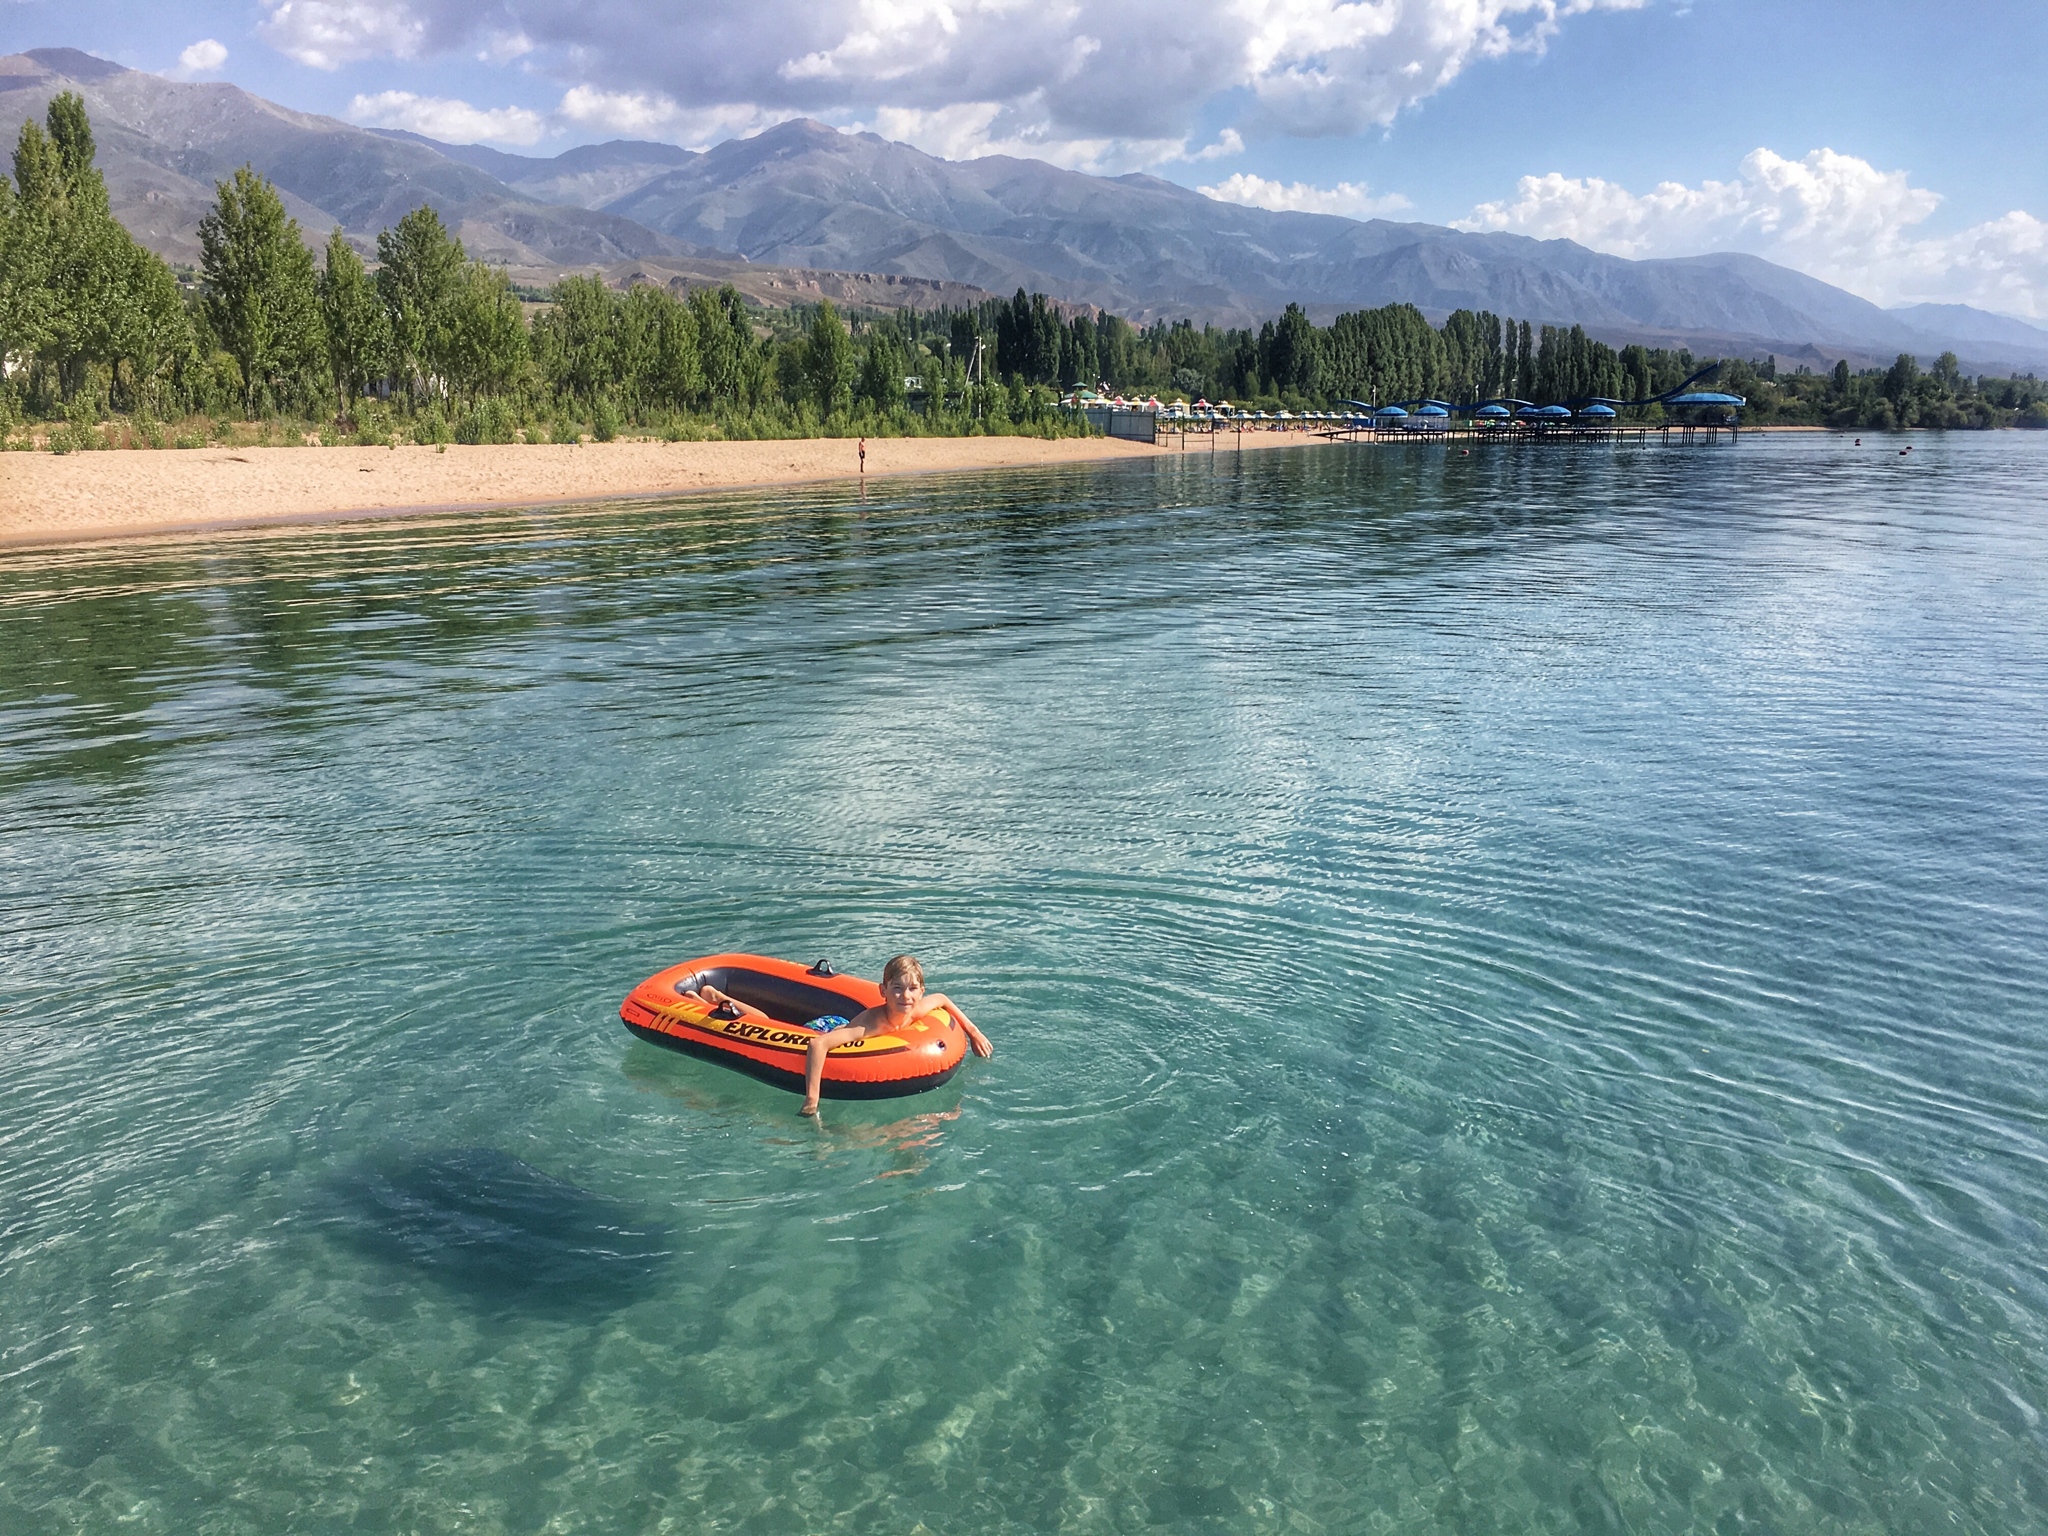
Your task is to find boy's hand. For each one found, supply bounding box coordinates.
[966,1025,993,1059]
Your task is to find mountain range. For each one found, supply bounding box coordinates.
[7,47,2047,372]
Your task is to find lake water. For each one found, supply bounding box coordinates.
[4,435,2048,1534]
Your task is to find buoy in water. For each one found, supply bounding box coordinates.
[619,953,968,1098]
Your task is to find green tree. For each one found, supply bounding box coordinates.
[442,260,528,404]
[6,109,86,399]
[1095,312,1137,389]
[200,164,325,414]
[856,321,907,411]
[533,273,614,401]
[319,228,388,419]
[1884,352,1920,406]
[3,121,63,396]
[44,92,107,219]
[691,286,758,409]
[613,283,665,410]
[801,300,853,417]
[995,289,1066,383]
[9,115,63,212]
[1068,315,1100,390]
[376,205,465,403]
[949,312,988,385]
[1265,303,1323,397]
[2,96,191,408]
[106,236,193,411]
[648,286,702,410]
[0,156,20,377]
[773,332,809,406]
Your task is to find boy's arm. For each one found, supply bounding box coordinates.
[698,984,770,1020]
[925,993,993,1058]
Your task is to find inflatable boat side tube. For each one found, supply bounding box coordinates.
[621,1018,962,1098]
[619,952,968,1100]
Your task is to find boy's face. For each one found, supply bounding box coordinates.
[882,973,924,1013]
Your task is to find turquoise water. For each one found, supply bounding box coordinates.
[4,436,2048,1534]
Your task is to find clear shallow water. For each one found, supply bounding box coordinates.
[3,435,2047,1534]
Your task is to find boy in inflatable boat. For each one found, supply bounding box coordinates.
[699,954,992,1116]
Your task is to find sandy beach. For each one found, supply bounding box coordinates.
[0,432,1327,549]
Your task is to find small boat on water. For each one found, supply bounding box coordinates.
[619,953,968,1098]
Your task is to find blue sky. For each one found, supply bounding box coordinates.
[7,0,2045,316]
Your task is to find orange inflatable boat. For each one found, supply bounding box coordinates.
[619,953,968,1099]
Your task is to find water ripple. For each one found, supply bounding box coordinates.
[4,437,2048,1532]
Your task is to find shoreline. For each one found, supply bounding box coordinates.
[0,425,1865,553]
[0,433,1357,551]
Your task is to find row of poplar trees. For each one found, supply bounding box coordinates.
[0,93,190,410]
[1254,306,1704,407]
[6,89,1825,427]
[956,290,1704,408]
[0,92,535,418]
[0,93,876,426]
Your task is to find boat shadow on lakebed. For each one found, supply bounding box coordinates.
[310,1146,674,1312]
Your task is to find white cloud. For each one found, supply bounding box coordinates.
[478,31,535,65]
[1460,149,1938,264]
[346,90,547,146]
[259,0,434,70]
[1912,211,2048,320]
[857,103,1006,161]
[558,87,782,150]
[558,85,684,137]
[849,101,1182,174]
[1233,0,1643,138]
[253,0,1638,170]
[778,0,978,87]
[1188,128,1245,163]
[172,39,229,78]
[1457,147,2048,317]
[1199,172,1411,219]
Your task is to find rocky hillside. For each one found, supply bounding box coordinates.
[6,48,2042,369]
[0,49,703,269]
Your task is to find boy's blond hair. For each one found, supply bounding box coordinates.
[881,954,924,988]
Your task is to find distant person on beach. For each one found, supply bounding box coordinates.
[802,954,990,1117]
[858,437,867,476]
